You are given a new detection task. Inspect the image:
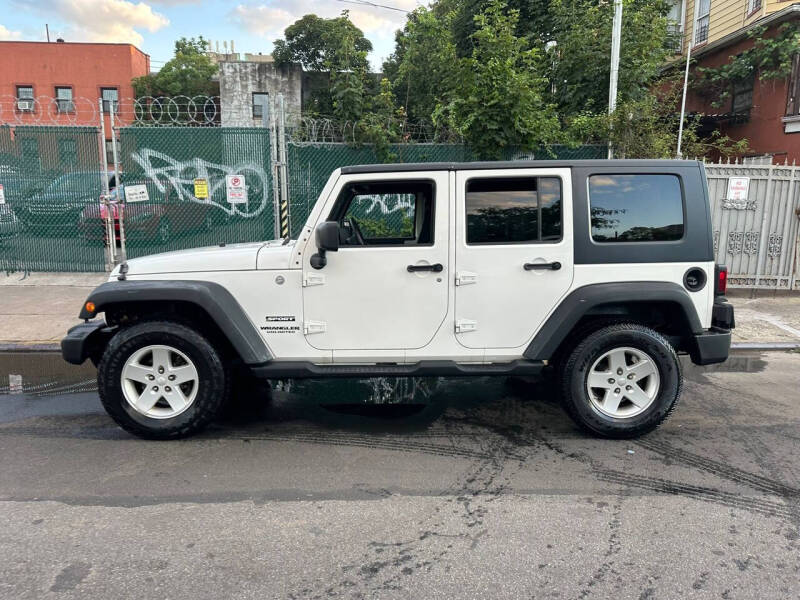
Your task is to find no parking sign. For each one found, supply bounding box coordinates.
[226,175,248,205]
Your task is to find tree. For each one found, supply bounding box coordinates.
[564,76,749,158]
[132,37,218,98]
[382,7,457,123]
[273,12,374,117]
[433,0,560,159]
[273,13,372,72]
[547,0,673,116]
[444,0,554,57]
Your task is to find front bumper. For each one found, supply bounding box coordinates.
[690,297,735,366]
[61,320,112,365]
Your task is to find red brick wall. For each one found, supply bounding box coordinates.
[685,25,799,164]
[0,41,150,128]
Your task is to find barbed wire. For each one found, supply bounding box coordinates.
[0,95,221,127]
[285,114,463,146]
[0,94,469,143]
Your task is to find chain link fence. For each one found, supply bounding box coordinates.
[116,127,273,258]
[0,125,107,272]
[1,93,610,273]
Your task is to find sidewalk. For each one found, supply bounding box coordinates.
[0,272,107,348]
[1,272,799,348]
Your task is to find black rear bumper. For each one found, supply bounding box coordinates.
[61,321,111,365]
[690,297,735,366]
[690,328,732,365]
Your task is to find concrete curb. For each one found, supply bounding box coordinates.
[731,342,800,351]
[0,343,61,353]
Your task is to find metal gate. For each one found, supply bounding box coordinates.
[707,160,800,290]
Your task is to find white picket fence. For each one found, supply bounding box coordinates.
[706,159,800,290]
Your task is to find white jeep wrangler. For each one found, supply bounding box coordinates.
[62,160,735,440]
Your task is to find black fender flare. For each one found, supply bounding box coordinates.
[523,281,703,361]
[80,280,271,365]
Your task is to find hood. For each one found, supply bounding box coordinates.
[109,239,296,277]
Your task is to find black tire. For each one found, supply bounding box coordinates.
[97,320,228,439]
[559,323,682,439]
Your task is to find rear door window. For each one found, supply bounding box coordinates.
[589,174,684,242]
[465,177,562,244]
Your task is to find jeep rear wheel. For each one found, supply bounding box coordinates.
[98,320,228,439]
[559,323,682,439]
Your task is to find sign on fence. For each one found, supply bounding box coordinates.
[193,178,209,199]
[0,184,5,204]
[226,175,248,204]
[124,184,149,203]
[726,177,750,201]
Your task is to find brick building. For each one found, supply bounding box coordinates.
[0,40,150,166]
[669,1,800,163]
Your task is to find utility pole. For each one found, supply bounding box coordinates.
[607,0,623,159]
[677,2,698,158]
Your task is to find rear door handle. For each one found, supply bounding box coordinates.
[407,263,444,273]
[524,261,562,271]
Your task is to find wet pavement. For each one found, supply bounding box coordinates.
[1,351,799,599]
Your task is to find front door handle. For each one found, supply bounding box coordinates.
[407,263,444,273]
[524,261,562,271]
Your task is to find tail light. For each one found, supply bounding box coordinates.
[715,265,728,296]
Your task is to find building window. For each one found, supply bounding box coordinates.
[787,54,800,117]
[589,175,684,243]
[20,138,39,166]
[732,75,754,114]
[58,138,78,166]
[666,0,684,54]
[466,177,562,245]
[16,86,34,111]
[105,139,120,167]
[55,87,74,113]
[252,93,269,119]
[695,0,710,45]
[101,88,119,114]
[746,0,761,16]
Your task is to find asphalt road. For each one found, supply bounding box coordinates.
[1,351,799,599]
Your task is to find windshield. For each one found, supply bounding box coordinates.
[46,173,104,195]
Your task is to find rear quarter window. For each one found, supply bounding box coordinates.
[589,174,684,243]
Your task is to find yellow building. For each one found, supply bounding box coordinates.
[670,0,798,54]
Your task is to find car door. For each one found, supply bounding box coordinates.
[454,167,574,349]
[302,171,449,352]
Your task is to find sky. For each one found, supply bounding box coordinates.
[0,0,422,70]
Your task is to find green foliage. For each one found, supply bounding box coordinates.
[433,0,560,160]
[696,23,800,108]
[132,37,218,98]
[382,8,457,122]
[355,79,407,163]
[548,0,673,115]
[273,12,372,72]
[563,77,749,158]
[443,0,554,57]
[355,215,414,239]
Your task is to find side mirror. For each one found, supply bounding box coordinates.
[311,221,340,270]
[316,221,340,251]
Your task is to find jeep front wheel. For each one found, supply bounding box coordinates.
[559,323,682,439]
[97,320,228,439]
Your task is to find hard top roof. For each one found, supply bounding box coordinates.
[340,159,701,174]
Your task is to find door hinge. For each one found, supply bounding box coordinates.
[304,320,327,335]
[455,271,477,286]
[303,272,325,287]
[455,319,477,333]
